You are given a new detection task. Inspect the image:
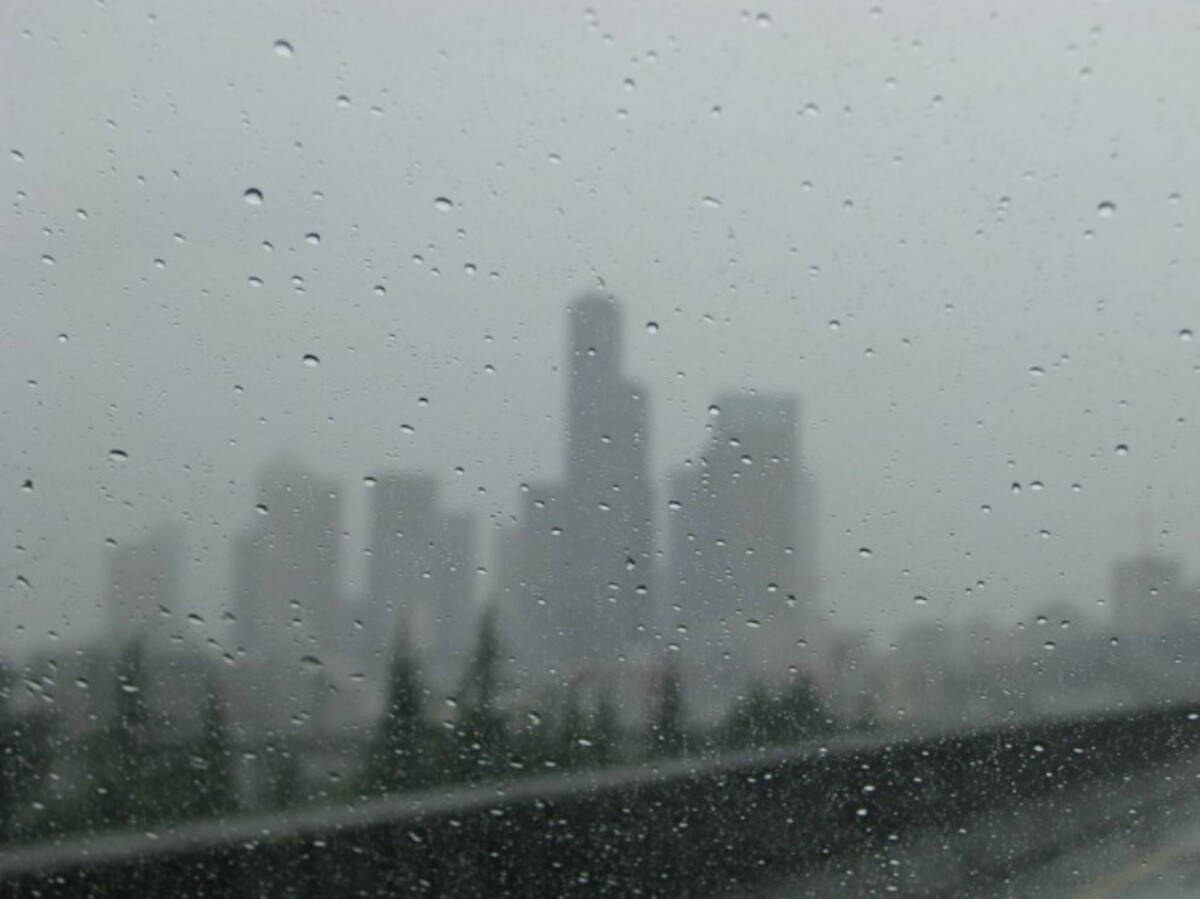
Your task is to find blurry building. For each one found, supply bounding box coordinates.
[106,526,183,652]
[1111,555,1184,641]
[362,472,476,692]
[233,457,342,664]
[497,294,655,683]
[666,392,819,719]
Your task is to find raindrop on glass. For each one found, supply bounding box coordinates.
[243,188,263,205]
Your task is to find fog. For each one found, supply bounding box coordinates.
[4,0,1200,657]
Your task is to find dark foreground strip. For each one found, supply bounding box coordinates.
[4,704,1199,897]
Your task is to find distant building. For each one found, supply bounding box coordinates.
[1111,555,1184,641]
[362,472,476,691]
[497,293,654,681]
[106,526,183,651]
[233,457,342,663]
[666,392,819,718]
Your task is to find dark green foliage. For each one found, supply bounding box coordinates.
[263,738,303,810]
[452,606,508,781]
[649,658,687,758]
[192,675,236,817]
[0,660,53,842]
[363,644,432,794]
[718,674,834,752]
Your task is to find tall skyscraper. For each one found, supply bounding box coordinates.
[233,457,341,663]
[106,525,182,651]
[363,472,476,690]
[499,293,654,679]
[666,392,817,716]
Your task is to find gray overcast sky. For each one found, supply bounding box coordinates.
[3,0,1199,657]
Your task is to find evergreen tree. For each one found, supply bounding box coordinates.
[720,679,775,751]
[265,737,303,810]
[365,643,429,794]
[192,674,235,817]
[556,678,586,770]
[454,606,507,781]
[88,638,151,828]
[0,659,51,842]
[591,688,621,767]
[649,658,686,759]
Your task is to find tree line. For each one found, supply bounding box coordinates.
[1,608,854,846]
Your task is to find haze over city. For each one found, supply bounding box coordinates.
[4,0,1200,662]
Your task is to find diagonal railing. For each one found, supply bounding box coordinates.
[4,703,1199,897]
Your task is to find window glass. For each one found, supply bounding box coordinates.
[3,1,1198,890]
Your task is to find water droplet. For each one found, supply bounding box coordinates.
[646,321,659,334]
[828,319,841,331]
[300,655,323,669]
[108,449,128,462]
[21,479,33,492]
[335,95,351,109]
[1029,365,1045,377]
[1115,443,1129,456]
[1097,201,1116,217]
[255,503,268,515]
[755,11,772,26]
[302,354,320,367]
[745,619,762,629]
[913,595,928,606]
[273,39,294,57]
[41,254,55,266]
[75,208,88,220]
[1181,329,1193,342]
[247,276,263,287]
[708,404,721,417]
[153,258,165,269]
[434,196,453,211]
[243,188,263,205]
[1042,641,1057,651]
[305,232,320,245]
[400,423,415,435]
[57,333,69,344]
[10,149,24,162]
[858,547,872,558]
[363,475,377,487]
[701,195,722,208]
